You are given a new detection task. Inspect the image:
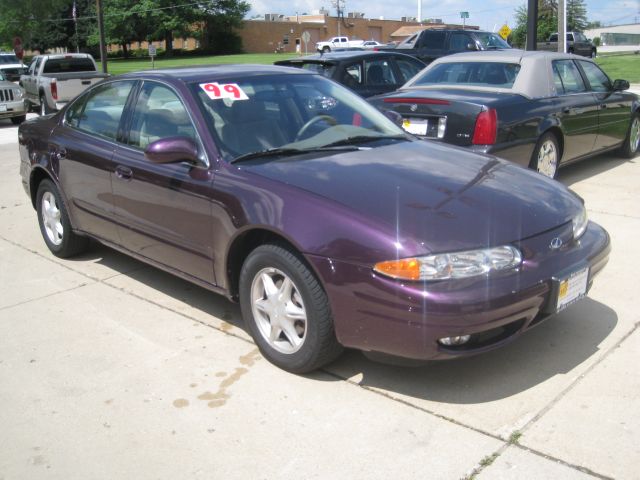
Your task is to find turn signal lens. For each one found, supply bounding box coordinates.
[374,258,421,280]
[374,245,522,281]
[572,205,588,240]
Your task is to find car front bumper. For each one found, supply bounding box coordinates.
[308,220,610,361]
[0,98,28,118]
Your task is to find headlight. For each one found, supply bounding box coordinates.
[572,205,588,240]
[11,88,23,100]
[374,245,522,281]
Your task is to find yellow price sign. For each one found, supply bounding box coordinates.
[498,24,512,40]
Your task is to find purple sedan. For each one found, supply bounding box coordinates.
[18,65,610,373]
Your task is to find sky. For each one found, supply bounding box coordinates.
[246,0,640,32]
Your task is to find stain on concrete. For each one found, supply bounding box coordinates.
[189,383,198,388]
[173,398,189,408]
[194,349,262,409]
[240,348,261,367]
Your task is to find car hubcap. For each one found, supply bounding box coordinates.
[41,191,63,246]
[537,139,558,178]
[251,267,307,354]
[630,117,640,153]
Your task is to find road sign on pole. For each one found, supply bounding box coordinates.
[498,24,512,40]
[301,31,311,55]
[460,11,469,29]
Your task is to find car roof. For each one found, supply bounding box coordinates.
[433,49,590,63]
[117,64,315,83]
[403,50,598,99]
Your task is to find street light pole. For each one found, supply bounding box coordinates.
[96,0,108,73]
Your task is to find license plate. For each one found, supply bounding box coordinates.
[556,267,589,312]
[402,118,428,136]
[0,105,6,112]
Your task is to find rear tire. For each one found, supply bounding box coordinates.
[619,112,640,158]
[39,94,51,115]
[36,179,88,258]
[11,115,26,124]
[529,132,560,179]
[239,244,343,373]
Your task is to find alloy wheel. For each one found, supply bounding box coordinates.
[630,117,640,154]
[537,139,558,178]
[250,267,307,354]
[41,191,63,246]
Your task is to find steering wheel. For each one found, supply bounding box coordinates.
[295,115,337,141]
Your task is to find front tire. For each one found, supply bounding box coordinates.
[529,132,560,179]
[239,244,343,373]
[36,179,88,257]
[10,115,26,124]
[322,46,331,53]
[619,112,640,158]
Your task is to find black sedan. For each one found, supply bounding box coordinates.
[369,50,640,178]
[275,50,425,98]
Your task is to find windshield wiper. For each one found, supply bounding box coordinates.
[321,134,409,148]
[230,146,361,164]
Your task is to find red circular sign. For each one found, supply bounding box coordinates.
[13,37,24,60]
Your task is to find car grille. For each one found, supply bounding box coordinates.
[0,89,15,102]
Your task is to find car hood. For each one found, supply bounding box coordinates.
[243,140,582,255]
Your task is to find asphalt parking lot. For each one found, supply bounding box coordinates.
[0,113,638,479]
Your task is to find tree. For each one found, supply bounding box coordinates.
[0,0,69,51]
[509,0,590,48]
[197,0,250,54]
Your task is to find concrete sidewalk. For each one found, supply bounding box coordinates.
[0,117,638,479]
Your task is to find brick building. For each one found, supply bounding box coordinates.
[108,14,477,55]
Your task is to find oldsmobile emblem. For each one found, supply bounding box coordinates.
[410,104,418,112]
[549,237,563,250]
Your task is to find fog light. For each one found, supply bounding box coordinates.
[438,335,471,346]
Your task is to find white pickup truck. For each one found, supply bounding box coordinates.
[316,36,364,53]
[20,53,109,115]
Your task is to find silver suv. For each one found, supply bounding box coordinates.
[0,70,27,124]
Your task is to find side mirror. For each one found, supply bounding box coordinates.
[383,109,404,127]
[145,137,202,165]
[466,43,479,51]
[612,79,630,91]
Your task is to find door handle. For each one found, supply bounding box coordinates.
[115,165,133,180]
[55,148,67,160]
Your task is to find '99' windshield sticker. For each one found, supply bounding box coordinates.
[200,82,249,101]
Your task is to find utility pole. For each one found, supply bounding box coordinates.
[417,0,422,23]
[558,0,566,53]
[332,0,343,36]
[96,0,108,73]
[526,0,538,50]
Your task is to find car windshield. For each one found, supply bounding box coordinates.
[190,73,406,161]
[475,33,511,49]
[411,61,521,88]
[0,54,20,64]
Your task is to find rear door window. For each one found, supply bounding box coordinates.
[68,81,135,140]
